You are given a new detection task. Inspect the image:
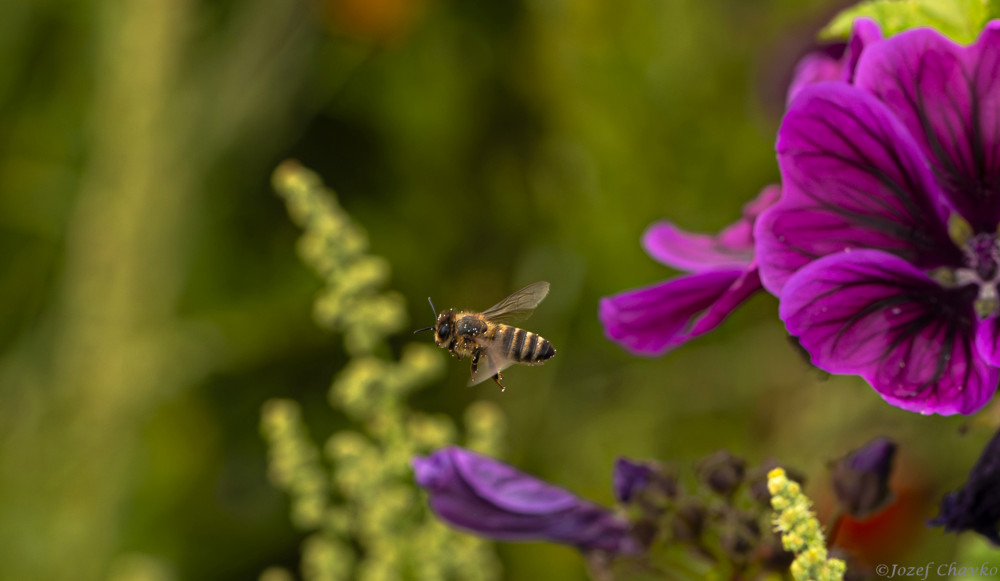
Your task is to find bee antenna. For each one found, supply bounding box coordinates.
[413,297,438,335]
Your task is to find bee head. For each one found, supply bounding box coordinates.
[433,310,456,346]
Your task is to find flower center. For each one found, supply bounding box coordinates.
[962,233,1000,281]
[939,214,1000,319]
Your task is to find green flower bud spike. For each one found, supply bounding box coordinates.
[262,161,504,581]
[768,468,846,581]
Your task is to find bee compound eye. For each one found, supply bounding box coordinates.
[437,323,451,338]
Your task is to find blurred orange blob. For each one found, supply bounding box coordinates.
[319,0,428,43]
[819,459,932,566]
[832,486,930,565]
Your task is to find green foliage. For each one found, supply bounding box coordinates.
[952,536,1000,580]
[822,0,998,43]
[262,161,504,581]
[278,162,407,355]
[768,469,845,581]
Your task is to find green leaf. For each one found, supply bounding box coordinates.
[821,0,992,44]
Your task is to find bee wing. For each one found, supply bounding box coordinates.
[480,281,550,323]
[467,339,518,386]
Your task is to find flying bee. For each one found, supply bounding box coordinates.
[415,281,556,391]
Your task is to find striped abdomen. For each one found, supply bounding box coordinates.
[494,324,555,364]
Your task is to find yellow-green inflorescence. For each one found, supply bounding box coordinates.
[768,468,846,581]
[260,160,504,581]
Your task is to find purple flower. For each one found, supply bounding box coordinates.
[413,447,637,554]
[930,428,1000,544]
[756,23,1000,415]
[599,20,881,356]
[831,437,897,518]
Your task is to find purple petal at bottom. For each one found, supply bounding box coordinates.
[414,447,637,554]
[778,250,996,415]
[451,448,578,514]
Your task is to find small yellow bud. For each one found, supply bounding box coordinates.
[949,212,974,246]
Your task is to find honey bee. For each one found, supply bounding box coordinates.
[415,282,556,391]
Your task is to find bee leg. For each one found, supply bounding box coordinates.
[491,372,505,392]
[470,350,480,381]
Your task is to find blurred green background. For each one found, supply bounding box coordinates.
[1,0,993,579]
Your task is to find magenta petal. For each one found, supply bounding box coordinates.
[642,185,779,272]
[840,18,882,84]
[975,318,1000,367]
[787,52,845,106]
[758,82,960,294]
[688,266,761,337]
[599,269,747,356]
[780,250,996,415]
[855,23,1000,229]
[786,18,882,105]
[642,222,754,271]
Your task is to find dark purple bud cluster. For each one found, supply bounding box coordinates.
[609,453,794,576]
[930,428,1000,545]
